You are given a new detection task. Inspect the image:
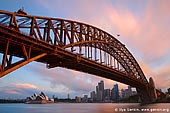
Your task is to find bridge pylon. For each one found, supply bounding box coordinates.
[137,86,151,103]
[149,77,158,102]
[137,77,159,103]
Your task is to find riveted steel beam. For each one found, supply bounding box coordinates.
[0,53,46,78]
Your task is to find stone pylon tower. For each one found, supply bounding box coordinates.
[149,77,157,102]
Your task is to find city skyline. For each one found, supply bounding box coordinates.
[0,0,170,99]
[79,80,137,102]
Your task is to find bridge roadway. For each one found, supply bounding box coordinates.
[0,10,163,103]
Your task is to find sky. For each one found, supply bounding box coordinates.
[0,0,170,99]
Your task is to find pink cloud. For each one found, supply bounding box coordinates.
[5,90,20,95]
[30,63,128,95]
[153,65,170,90]
[119,1,170,62]
[15,83,37,89]
[0,84,39,99]
[139,60,170,91]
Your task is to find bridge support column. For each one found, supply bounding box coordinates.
[149,77,157,102]
[137,77,157,103]
[137,88,151,104]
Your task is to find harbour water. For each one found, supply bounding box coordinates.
[0,103,169,113]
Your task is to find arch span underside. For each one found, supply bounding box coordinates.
[0,10,153,103]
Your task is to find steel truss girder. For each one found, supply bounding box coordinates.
[0,39,47,78]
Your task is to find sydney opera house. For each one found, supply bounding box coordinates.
[25,92,54,104]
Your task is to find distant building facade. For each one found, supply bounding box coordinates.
[75,96,81,102]
[82,95,88,102]
[121,86,137,99]
[122,86,132,99]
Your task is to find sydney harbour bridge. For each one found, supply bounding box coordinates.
[0,10,162,103]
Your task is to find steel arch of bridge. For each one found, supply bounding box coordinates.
[0,10,148,84]
[0,10,155,103]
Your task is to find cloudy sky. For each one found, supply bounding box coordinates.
[0,0,170,99]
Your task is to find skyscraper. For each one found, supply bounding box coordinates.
[96,80,104,102]
[104,89,111,101]
[99,80,104,101]
[96,85,100,101]
[90,91,96,102]
[111,84,120,102]
[121,86,133,99]
[121,89,125,99]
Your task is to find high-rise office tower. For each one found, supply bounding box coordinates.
[98,80,104,101]
[112,84,120,102]
[104,89,111,101]
[96,80,104,101]
[96,85,99,101]
[90,91,96,102]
